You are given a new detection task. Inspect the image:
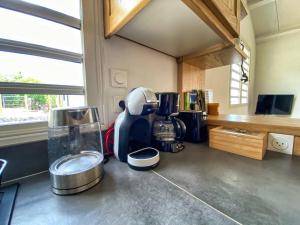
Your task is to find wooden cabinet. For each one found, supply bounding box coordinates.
[104,0,150,38]
[203,0,241,37]
[293,136,300,156]
[103,0,247,104]
[209,127,267,160]
[104,0,245,49]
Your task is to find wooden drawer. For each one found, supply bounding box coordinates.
[209,127,267,160]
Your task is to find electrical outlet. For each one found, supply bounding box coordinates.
[271,137,288,151]
[268,133,294,155]
[112,96,124,113]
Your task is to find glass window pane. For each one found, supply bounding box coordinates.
[242,84,248,91]
[244,48,250,57]
[243,63,250,72]
[231,89,240,97]
[242,91,248,97]
[0,94,85,125]
[0,52,83,86]
[231,80,240,89]
[241,98,248,104]
[231,71,240,80]
[0,8,82,53]
[232,64,240,72]
[231,98,240,105]
[23,0,81,19]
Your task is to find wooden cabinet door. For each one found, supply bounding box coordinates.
[203,0,240,37]
[104,0,150,38]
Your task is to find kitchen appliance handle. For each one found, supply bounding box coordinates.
[172,117,186,140]
[0,159,7,186]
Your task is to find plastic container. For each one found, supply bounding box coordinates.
[207,103,219,115]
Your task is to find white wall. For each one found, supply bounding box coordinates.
[254,31,300,118]
[103,37,177,124]
[83,0,177,127]
[204,13,256,115]
[205,65,249,114]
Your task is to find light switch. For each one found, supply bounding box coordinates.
[110,69,127,88]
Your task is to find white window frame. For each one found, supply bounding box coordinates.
[230,42,250,106]
[0,0,90,147]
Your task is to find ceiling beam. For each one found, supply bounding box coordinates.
[256,27,300,43]
[248,0,275,10]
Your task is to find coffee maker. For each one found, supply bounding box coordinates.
[153,92,186,152]
[114,87,158,162]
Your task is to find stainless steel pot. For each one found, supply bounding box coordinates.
[50,151,103,195]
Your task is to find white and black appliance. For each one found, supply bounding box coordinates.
[153,92,186,152]
[114,87,160,170]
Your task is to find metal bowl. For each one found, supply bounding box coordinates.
[49,151,104,195]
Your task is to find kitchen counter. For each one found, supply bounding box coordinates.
[11,145,237,225]
[10,143,300,225]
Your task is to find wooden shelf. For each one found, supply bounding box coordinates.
[207,114,300,136]
[179,42,247,70]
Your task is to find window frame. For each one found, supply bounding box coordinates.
[230,42,250,107]
[0,0,88,147]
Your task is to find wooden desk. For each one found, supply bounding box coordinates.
[207,114,300,136]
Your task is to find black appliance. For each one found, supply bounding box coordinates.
[114,87,158,163]
[255,94,294,115]
[0,159,19,225]
[156,92,179,116]
[153,92,186,152]
[177,111,208,143]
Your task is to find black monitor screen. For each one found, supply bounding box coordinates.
[255,95,294,115]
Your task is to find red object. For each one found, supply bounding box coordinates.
[104,123,114,156]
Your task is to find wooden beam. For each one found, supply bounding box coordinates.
[240,0,249,19]
[181,43,246,70]
[182,0,235,45]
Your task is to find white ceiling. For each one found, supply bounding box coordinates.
[248,0,300,38]
[117,0,222,57]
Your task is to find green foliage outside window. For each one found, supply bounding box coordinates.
[0,72,58,110]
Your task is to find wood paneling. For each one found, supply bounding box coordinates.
[104,0,150,38]
[208,114,300,136]
[177,62,205,110]
[240,0,248,20]
[203,0,240,37]
[181,43,246,70]
[293,136,300,156]
[210,127,267,160]
[182,0,236,44]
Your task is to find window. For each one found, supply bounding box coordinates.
[230,43,250,105]
[0,0,85,126]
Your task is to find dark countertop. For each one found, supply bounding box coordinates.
[10,143,300,225]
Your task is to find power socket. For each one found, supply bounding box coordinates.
[267,133,294,155]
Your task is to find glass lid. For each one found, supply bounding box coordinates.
[50,151,103,176]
